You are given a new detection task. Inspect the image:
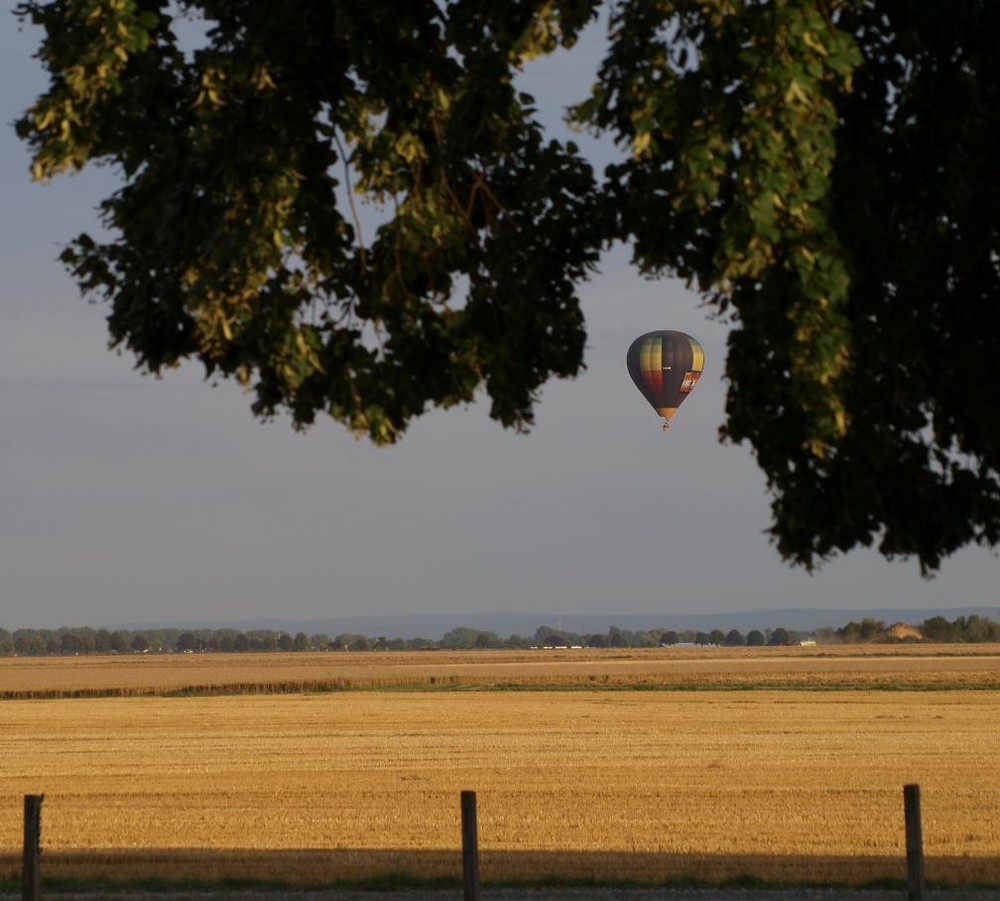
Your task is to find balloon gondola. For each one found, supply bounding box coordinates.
[626,331,704,431]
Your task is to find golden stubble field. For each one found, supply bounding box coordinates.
[3,644,1000,695]
[1,648,999,886]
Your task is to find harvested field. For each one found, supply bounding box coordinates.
[1,650,999,888]
[2,645,1000,697]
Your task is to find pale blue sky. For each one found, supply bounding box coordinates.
[2,6,997,631]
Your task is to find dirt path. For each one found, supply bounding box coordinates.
[4,889,997,901]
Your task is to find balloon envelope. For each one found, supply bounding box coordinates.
[627,331,705,424]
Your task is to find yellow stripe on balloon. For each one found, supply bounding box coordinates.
[689,336,705,371]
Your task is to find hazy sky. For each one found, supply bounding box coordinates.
[2,8,998,631]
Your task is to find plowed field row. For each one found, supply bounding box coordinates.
[2,646,1000,697]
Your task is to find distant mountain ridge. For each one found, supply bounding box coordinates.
[122,606,1000,639]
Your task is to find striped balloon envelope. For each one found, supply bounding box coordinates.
[626,331,705,430]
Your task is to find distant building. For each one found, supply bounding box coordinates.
[886,622,924,641]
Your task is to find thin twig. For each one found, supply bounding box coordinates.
[333,128,367,276]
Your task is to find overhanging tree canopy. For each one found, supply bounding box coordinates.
[16,0,1000,572]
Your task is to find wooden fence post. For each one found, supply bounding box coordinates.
[461,790,480,901]
[22,794,43,901]
[904,784,925,901]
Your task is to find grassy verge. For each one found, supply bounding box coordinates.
[4,676,1000,700]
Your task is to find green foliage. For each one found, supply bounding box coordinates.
[921,616,958,643]
[767,627,791,646]
[581,0,858,451]
[441,626,502,649]
[836,617,885,642]
[16,0,603,444]
[579,1,1000,572]
[15,0,1000,570]
[176,632,201,652]
[922,614,1000,643]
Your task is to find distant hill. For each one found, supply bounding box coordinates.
[122,606,1000,640]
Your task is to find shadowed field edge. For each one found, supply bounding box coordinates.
[1,848,997,888]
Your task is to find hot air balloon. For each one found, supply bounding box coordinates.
[627,331,704,431]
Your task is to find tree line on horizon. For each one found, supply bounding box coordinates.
[2,615,999,656]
